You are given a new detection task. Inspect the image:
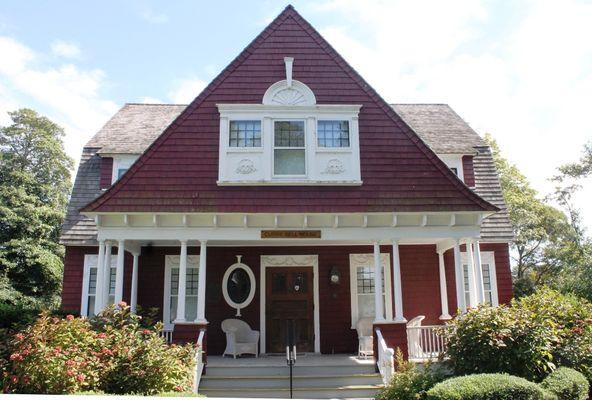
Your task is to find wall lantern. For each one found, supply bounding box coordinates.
[329,266,341,285]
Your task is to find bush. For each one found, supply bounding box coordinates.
[540,367,589,400]
[444,288,592,382]
[2,303,197,395]
[376,349,448,400]
[426,374,548,400]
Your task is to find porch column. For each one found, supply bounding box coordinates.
[114,240,125,305]
[453,240,466,313]
[373,241,385,322]
[196,240,208,323]
[437,250,452,320]
[130,252,139,314]
[175,240,188,323]
[102,242,113,309]
[472,239,485,304]
[391,240,406,323]
[94,240,106,315]
[465,240,478,308]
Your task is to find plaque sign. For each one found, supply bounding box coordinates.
[261,230,322,239]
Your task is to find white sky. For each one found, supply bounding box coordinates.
[0,0,591,231]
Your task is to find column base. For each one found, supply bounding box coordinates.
[439,314,452,321]
[193,319,209,325]
[173,318,187,324]
[393,317,407,324]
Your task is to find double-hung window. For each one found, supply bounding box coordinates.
[462,252,498,306]
[273,120,306,176]
[229,120,261,148]
[163,255,200,328]
[318,120,350,148]
[349,254,392,327]
[81,254,116,317]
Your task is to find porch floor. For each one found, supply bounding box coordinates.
[207,353,374,367]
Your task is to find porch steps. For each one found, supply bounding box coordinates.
[199,356,383,399]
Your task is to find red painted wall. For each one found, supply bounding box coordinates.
[99,157,113,189]
[62,241,512,354]
[85,8,494,214]
[462,155,475,187]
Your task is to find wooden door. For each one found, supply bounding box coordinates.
[266,267,314,353]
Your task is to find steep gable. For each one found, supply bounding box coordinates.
[83,5,497,214]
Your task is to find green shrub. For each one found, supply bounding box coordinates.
[376,349,448,400]
[426,374,548,400]
[3,303,197,395]
[444,288,592,383]
[540,367,589,400]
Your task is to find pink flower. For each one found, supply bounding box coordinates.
[22,376,30,385]
[66,314,75,321]
[66,359,75,366]
[67,369,75,377]
[53,347,62,355]
[118,301,127,308]
[11,376,18,384]
[174,385,183,392]
[142,329,150,335]
[10,353,19,361]
[97,333,107,339]
[76,374,85,383]
[15,333,24,341]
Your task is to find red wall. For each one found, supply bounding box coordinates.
[99,157,113,189]
[462,155,475,187]
[62,241,512,354]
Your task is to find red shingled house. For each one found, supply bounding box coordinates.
[60,5,513,396]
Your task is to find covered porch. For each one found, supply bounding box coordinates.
[83,210,497,361]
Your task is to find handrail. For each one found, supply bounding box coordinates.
[407,324,449,361]
[193,329,206,394]
[160,328,173,344]
[375,328,395,385]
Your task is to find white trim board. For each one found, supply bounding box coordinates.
[259,255,320,354]
[163,254,200,330]
[460,251,498,306]
[81,254,117,317]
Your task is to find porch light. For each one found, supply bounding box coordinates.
[329,266,341,285]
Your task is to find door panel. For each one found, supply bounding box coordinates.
[266,267,314,353]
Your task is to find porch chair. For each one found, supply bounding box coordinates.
[221,319,259,358]
[356,317,374,359]
[406,315,426,360]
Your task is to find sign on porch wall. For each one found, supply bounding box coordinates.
[261,230,322,239]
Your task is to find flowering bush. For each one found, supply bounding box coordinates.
[3,303,197,395]
[444,288,592,383]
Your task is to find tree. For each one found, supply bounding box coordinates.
[485,134,572,296]
[0,108,73,306]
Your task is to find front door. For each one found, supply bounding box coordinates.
[266,267,314,353]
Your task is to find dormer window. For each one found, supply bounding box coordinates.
[229,120,262,148]
[216,57,362,186]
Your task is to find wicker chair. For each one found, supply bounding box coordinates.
[221,319,259,358]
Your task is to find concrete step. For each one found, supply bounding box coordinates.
[200,373,383,389]
[205,364,376,377]
[199,384,383,399]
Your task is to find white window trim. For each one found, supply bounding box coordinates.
[315,119,352,151]
[272,119,307,178]
[228,120,264,151]
[222,260,256,316]
[259,255,320,354]
[461,251,498,306]
[106,154,139,184]
[438,154,465,182]
[81,254,117,317]
[162,254,200,330]
[349,253,393,329]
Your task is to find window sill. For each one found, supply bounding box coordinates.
[217,179,363,186]
[315,147,353,153]
[226,148,264,154]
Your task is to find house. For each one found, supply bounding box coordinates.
[59,4,512,393]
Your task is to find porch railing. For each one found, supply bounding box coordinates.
[407,325,449,361]
[375,328,395,385]
[160,328,173,344]
[193,329,206,394]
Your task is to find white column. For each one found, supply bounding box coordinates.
[453,240,466,313]
[473,240,485,304]
[196,240,208,323]
[175,240,188,322]
[94,241,106,315]
[373,242,385,322]
[465,240,478,308]
[391,240,406,323]
[130,252,139,314]
[102,242,112,308]
[114,240,125,305]
[438,250,452,320]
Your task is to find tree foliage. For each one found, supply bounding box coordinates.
[0,109,73,306]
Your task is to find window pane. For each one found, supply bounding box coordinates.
[171,268,179,296]
[358,294,375,318]
[229,120,261,147]
[274,121,304,147]
[185,296,198,321]
[318,120,349,147]
[187,268,199,296]
[87,296,95,317]
[109,267,116,295]
[88,268,97,295]
[117,168,128,179]
[274,149,305,175]
[170,295,177,323]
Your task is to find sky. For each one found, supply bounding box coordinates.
[1,0,591,229]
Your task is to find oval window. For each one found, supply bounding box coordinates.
[222,256,256,316]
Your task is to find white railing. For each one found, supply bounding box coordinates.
[375,328,395,385]
[407,325,449,361]
[160,328,174,344]
[193,329,206,394]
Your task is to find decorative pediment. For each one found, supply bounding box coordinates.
[262,79,316,106]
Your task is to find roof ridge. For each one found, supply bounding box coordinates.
[391,103,450,106]
[124,102,188,106]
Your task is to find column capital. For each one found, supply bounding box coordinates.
[199,240,208,245]
[391,238,399,245]
[179,239,188,246]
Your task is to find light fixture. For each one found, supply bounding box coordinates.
[329,266,341,285]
